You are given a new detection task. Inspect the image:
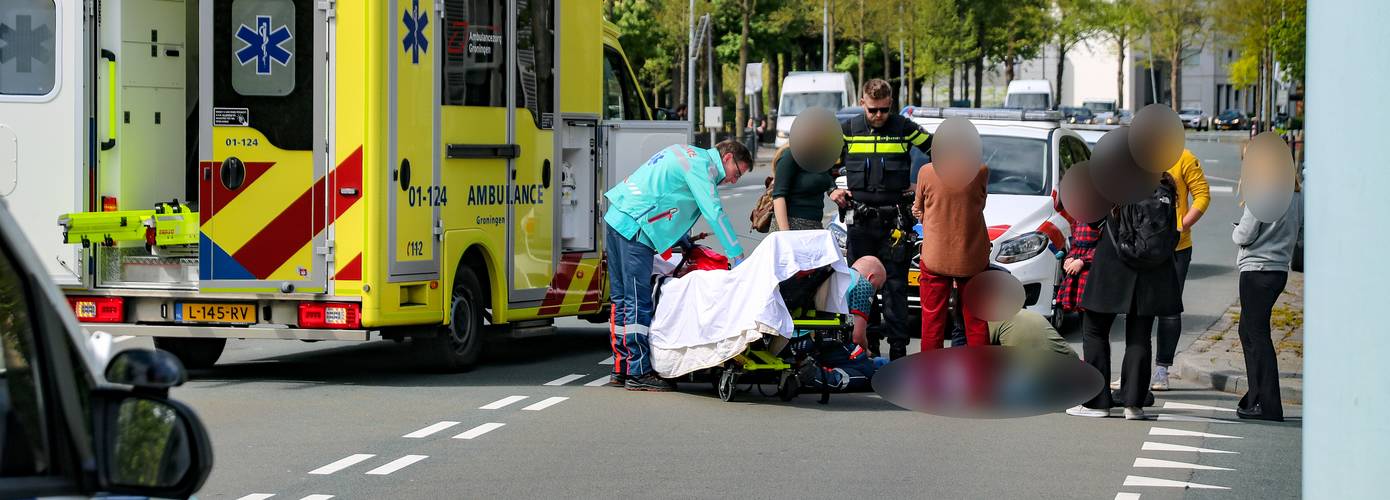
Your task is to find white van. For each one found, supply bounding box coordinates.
[775,72,856,148]
[1004,80,1053,110]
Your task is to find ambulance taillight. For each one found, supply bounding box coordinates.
[67,296,125,323]
[298,302,361,329]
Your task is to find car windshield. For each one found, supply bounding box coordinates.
[1083,102,1115,113]
[1005,93,1050,110]
[981,136,1049,196]
[1219,110,1242,119]
[779,91,843,116]
[1181,109,1201,115]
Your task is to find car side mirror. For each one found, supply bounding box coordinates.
[96,390,213,498]
[105,348,187,392]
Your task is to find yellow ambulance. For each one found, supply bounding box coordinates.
[0,0,691,370]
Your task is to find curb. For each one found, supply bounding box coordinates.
[1173,354,1303,405]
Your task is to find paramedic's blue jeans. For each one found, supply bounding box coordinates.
[605,226,657,377]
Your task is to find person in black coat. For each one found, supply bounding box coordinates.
[1068,174,1183,420]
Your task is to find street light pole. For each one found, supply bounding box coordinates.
[688,0,696,134]
[822,0,829,71]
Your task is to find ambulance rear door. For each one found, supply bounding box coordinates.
[0,0,89,287]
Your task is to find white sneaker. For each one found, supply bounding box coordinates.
[1066,405,1110,418]
[1109,376,1122,391]
[1151,366,1170,391]
[1124,407,1148,420]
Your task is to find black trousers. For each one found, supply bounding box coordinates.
[1238,270,1287,418]
[846,206,912,351]
[1082,307,1155,409]
[1155,247,1193,366]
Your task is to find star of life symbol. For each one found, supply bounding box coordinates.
[0,15,54,73]
[402,0,430,64]
[235,15,292,75]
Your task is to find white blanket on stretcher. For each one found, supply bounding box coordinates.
[649,230,853,378]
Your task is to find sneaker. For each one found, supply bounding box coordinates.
[1124,407,1148,420]
[624,373,675,392]
[1066,405,1110,418]
[1109,376,1122,391]
[608,374,627,387]
[1151,366,1171,391]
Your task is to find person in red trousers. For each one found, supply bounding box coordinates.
[911,160,990,350]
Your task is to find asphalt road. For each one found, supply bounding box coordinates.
[112,132,1300,499]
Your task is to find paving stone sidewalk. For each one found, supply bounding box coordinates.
[1173,273,1304,404]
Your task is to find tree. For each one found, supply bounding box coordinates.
[1094,0,1146,108]
[911,0,975,106]
[1051,0,1098,109]
[987,0,1049,86]
[1141,0,1210,111]
[1216,0,1305,126]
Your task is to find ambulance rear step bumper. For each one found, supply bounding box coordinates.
[80,323,377,341]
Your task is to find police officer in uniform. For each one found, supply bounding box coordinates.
[830,79,932,360]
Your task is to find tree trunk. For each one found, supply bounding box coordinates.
[827,4,836,70]
[908,30,916,106]
[1055,45,1067,110]
[735,0,751,141]
[883,36,891,85]
[769,53,781,116]
[1169,45,1182,112]
[973,56,984,108]
[949,64,956,104]
[1005,58,1015,87]
[1116,37,1126,109]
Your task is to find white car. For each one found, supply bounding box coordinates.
[831,107,1092,327]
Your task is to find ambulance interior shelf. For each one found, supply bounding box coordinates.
[58,199,199,251]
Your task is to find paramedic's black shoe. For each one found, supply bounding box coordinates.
[1236,404,1283,422]
[888,344,907,361]
[625,373,675,392]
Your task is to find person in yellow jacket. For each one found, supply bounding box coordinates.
[1152,149,1210,390]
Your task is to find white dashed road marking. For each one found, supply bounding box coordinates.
[599,356,615,365]
[1123,475,1230,490]
[300,496,335,500]
[309,454,374,475]
[1114,494,1141,500]
[1162,402,1235,412]
[1133,457,1234,471]
[522,396,569,411]
[365,455,428,475]
[1148,427,1242,439]
[1141,441,1238,454]
[453,422,506,440]
[584,375,612,387]
[1208,185,1234,194]
[237,495,276,500]
[480,395,528,410]
[403,421,461,438]
[1156,414,1242,424]
[113,335,134,343]
[544,374,587,386]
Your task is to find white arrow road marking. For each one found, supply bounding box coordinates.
[1133,457,1235,471]
[1162,402,1237,412]
[1142,442,1238,454]
[309,454,374,475]
[1209,185,1234,194]
[522,396,569,411]
[237,495,275,500]
[584,375,612,387]
[365,455,428,475]
[480,396,528,410]
[1156,414,1243,424]
[1149,427,1242,439]
[453,422,506,440]
[1123,475,1230,490]
[300,496,335,500]
[544,374,587,386]
[1114,494,1141,500]
[403,421,461,438]
[599,356,615,365]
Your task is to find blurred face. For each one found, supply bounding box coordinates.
[860,95,893,128]
[720,152,751,185]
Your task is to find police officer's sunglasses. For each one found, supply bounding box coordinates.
[865,106,892,115]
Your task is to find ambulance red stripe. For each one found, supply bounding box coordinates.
[231,148,364,279]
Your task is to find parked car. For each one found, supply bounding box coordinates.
[1213,109,1251,130]
[1105,109,1134,126]
[837,106,865,124]
[0,198,213,499]
[1060,106,1096,125]
[1178,108,1210,130]
[831,107,1090,330]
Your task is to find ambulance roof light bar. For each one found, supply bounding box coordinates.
[903,107,1064,122]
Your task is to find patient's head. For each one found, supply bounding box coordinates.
[852,256,887,290]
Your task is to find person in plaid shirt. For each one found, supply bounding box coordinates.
[1057,221,1102,313]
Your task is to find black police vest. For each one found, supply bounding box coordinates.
[841,114,927,206]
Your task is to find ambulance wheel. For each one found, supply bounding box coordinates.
[421,268,484,372]
[777,370,800,401]
[717,369,737,402]
[153,337,226,370]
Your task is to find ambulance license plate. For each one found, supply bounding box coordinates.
[908,269,920,286]
[178,303,256,324]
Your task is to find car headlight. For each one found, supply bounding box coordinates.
[995,232,1049,264]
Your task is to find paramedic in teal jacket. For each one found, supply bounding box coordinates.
[603,140,752,391]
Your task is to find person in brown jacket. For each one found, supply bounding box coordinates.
[912,161,991,349]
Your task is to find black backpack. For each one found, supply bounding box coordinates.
[1107,174,1180,269]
